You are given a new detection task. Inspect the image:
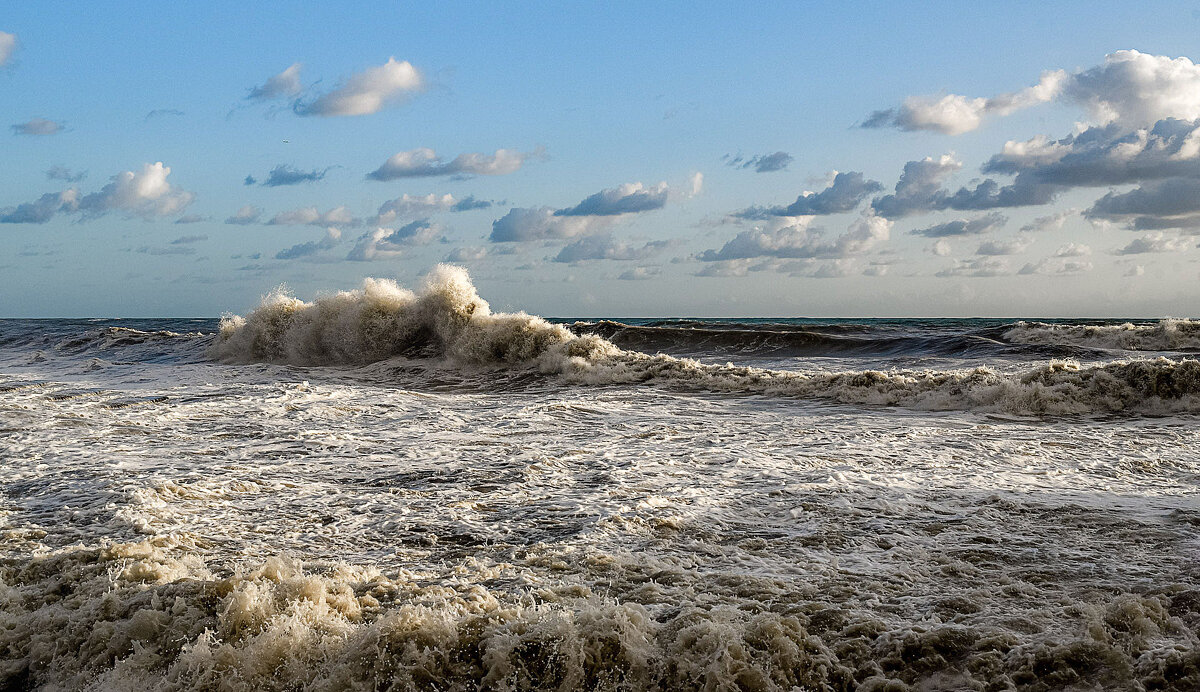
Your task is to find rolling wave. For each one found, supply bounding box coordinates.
[209,266,1200,416]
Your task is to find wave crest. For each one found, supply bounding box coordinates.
[1004,319,1200,351]
[213,267,1200,415]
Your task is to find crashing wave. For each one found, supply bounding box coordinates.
[1004,319,1200,351]
[211,266,1200,415]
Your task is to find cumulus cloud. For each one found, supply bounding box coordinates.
[930,239,952,256]
[276,228,342,260]
[0,32,16,67]
[1113,232,1191,255]
[699,213,891,261]
[619,266,662,280]
[555,182,670,216]
[489,206,612,242]
[1085,177,1200,225]
[294,58,421,116]
[724,151,793,173]
[1055,243,1092,257]
[0,190,78,224]
[12,118,63,135]
[1018,258,1094,275]
[864,51,1200,135]
[367,147,531,180]
[445,246,489,262]
[78,162,194,219]
[248,63,303,100]
[935,258,1010,277]
[347,220,442,261]
[553,235,670,263]
[911,212,1008,237]
[738,172,882,218]
[1021,208,1077,232]
[863,70,1065,135]
[976,234,1031,255]
[46,166,85,183]
[870,155,962,218]
[258,164,329,187]
[268,205,357,227]
[225,205,262,225]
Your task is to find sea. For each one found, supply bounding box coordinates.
[1,265,1198,690]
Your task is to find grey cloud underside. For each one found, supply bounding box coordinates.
[699,215,891,261]
[11,118,63,136]
[554,184,669,216]
[737,172,882,218]
[725,151,793,173]
[910,212,1008,237]
[260,164,329,187]
[489,182,670,242]
[0,192,76,224]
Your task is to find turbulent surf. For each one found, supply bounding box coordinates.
[2,265,1198,690]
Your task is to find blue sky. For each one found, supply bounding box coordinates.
[4,2,1200,317]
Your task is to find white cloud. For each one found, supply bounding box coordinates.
[863,70,1065,134]
[347,220,443,261]
[1018,258,1094,275]
[373,193,459,225]
[552,235,670,263]
[489,206,612,242]
[368,147,531,180]
[1055,243,1091,257]
[225,205,262,225]
[445,246,489,262]
[935,257,1010,277]
[267,205,357,227]
[1021,209,1078,232]
[1113,232,1191,255]
[699,212,891,261]
[689,171,704,197]
[976,235,1031,256]
[0,32,16,67]
[618,266,662,280]
[78,162,194,219]
[11,118,63,135]
[295,57,421,117]
[248,63,303,100]
[930,239,952,256]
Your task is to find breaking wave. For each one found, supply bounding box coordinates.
[1004,319,1200,352]
[209,266,1200,415]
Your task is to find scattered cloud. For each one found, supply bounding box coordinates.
[863,70,1064,134]
[1021,208,1077,232]
[552,234,671,263]
[1085,177,1200,226]
[738,172,882,218]
[1055,243,1092,257]
[248,63,303,100]
[12,118,63,135]
[78,162,194,219]
[489,206,612,242]
[618,266,662,280]
[170,234,207,245]
[935,258,1010,277]
[555,182,669,216]
[267,205,357,227]
[46,166,86,183]
[347,220,442,261]
[724,151,793,173]
[0,32,16,67]
[174,214,209,224]
[1018,258,1094,275]
[911,212,1008,237]
[0,190,79,224]
[137,245,196,256]
[870,155,962,218]
[1113,232,1191,255]
[445,246,489,262]
[275,228,341,260]
[294,58,421,117]
[864,51,1200,135]
[367,147,532,180]
[976,234,1031,255]
[699,213,891,261]
[145,109,185,120]
[258,164,329,187]
[225,205,262,225]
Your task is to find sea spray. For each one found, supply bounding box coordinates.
[212,266,1200,415]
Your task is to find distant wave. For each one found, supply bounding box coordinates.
[209,266,1200,415]
[1004,319,1200,351]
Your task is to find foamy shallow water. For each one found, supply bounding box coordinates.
[2,270,1199,690]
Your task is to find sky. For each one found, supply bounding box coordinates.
[4,2,1200,317]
